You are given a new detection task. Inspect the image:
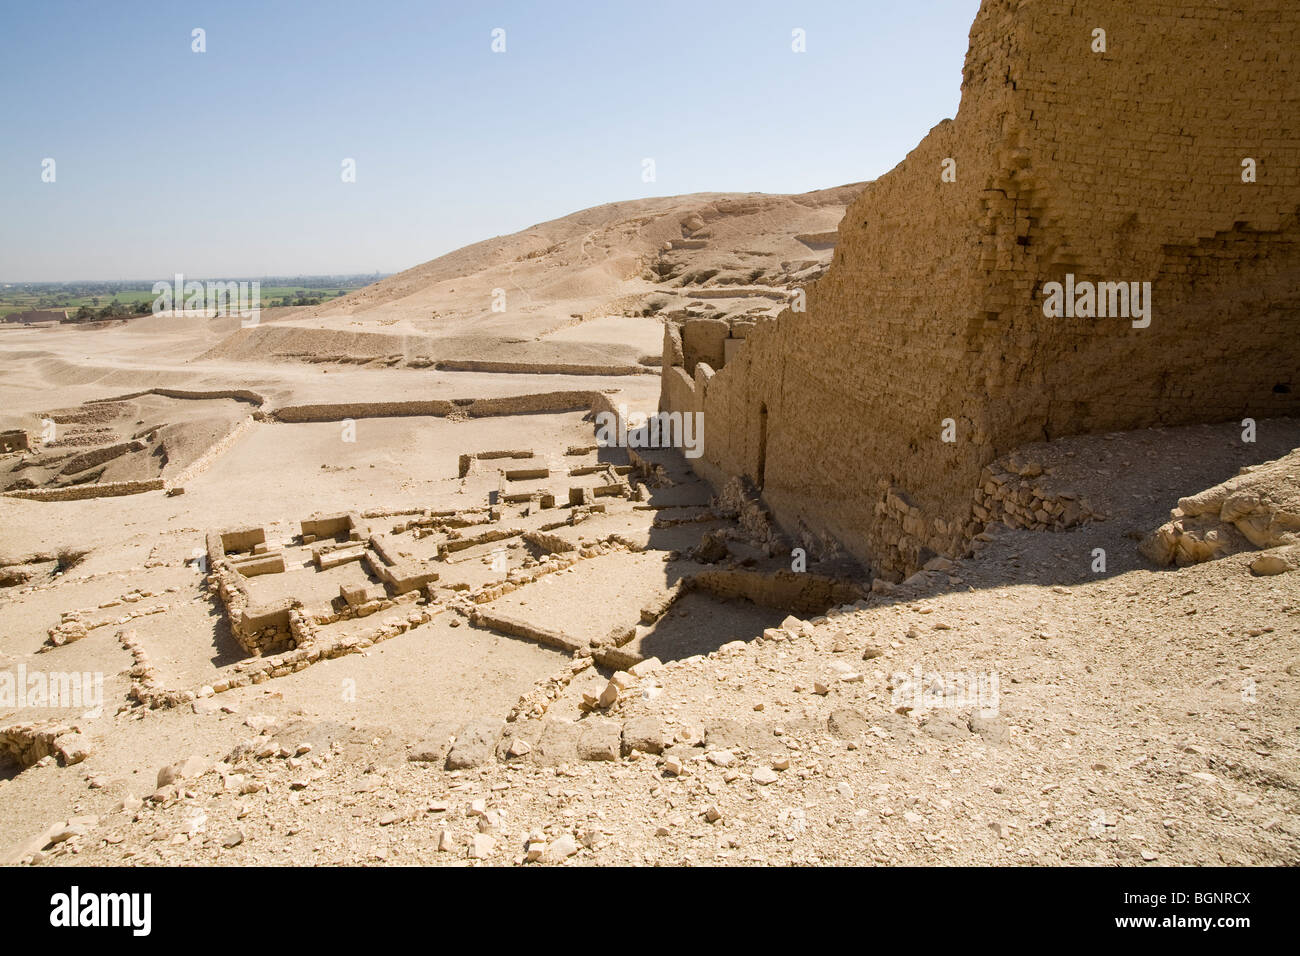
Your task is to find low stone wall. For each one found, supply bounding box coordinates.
[5,479,164,501]
[459,450,533,478]
[715,476,790,556]
[57,440,144,475]
[301,512,361,540]
[237,600,297,656]
[972,461,1100,533]
[523,529,575,554]
[273,400,458,421]
[87,387,265,407]
[127,602,439,709]
[204,540,299,656]
[364,542,439,595]
[506,657,595,723]
[684,568,864,617]
[468,605,635,662]
[272,391,602,423]
[468,608,585,654]
[120,627,175,709]
[1,429,31,453]
[0,721,86,768]
[439,526,522,557]
[435,359,649,376]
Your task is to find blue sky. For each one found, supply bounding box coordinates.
[0,0,979,281]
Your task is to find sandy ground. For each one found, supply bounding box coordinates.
[1,184,1295,867]
[1,415,1295,867]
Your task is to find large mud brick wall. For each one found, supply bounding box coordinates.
[661,0,1300,579]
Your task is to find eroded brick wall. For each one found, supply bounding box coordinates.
[662,0,1300,578]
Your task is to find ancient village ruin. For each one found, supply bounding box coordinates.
[0,0,1296,871]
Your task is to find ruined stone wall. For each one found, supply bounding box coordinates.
[4,478,165,502]
[271,391,601,422]
[90,387,266,406]
[662,0,1300,578]
[0,430,30,453]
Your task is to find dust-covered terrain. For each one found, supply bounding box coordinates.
[1,183,1295,864]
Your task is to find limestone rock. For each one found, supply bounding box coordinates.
[1143,451,1300,567]
[577,718,621,762]
[1251,545,1300,576]
[408,723,458,763]
[469,833,496,859]
[45,822,90,847]
[53,733,90,766]
[692,530,730,564]
[597,680,620,709]
[544,833,579,863]
[156,755,209,789]
[445,719,503,770]
[628,657,662,678]
[706,749,736,767]
[532,719,581,767]
[621,715,667,756]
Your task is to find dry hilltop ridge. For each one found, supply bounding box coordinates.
[0,0,1297,868]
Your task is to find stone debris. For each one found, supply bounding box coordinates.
[1143,450,1300,568]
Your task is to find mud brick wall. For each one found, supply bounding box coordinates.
[5,478,165,501]
[0,430,30,453]
[662,0,1300,578]
[271,391,601,423]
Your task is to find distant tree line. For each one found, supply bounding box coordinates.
[68,300,152,322]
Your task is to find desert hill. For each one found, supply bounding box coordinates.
[196,184,866,373]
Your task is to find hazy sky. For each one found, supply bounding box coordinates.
[0,0,980,282]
